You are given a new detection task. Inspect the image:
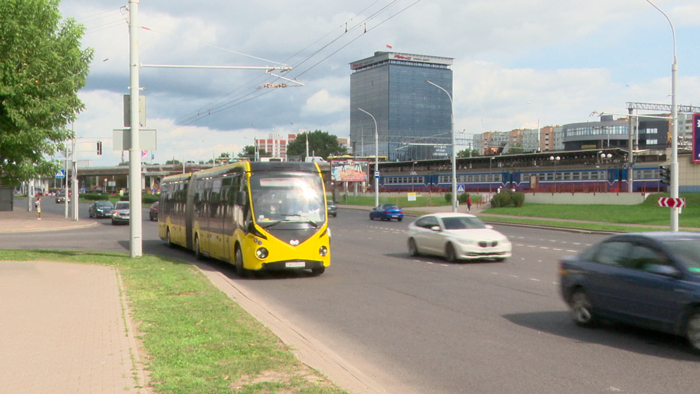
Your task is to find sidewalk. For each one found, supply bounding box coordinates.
[0,203,97,233]
[0,207,146,393]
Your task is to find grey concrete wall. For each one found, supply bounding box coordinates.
[524,192,649,205]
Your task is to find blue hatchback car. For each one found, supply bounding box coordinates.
[369,204,404,221]
[559,232,700,352]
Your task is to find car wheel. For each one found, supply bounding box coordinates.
[111,219,116,225]
[369,214,374,220]
[333,213,337,217]
[398,217,403,222]
[686,308,700,352]
[494,257,506,262]
[445,243,457,263]
[408,238,420,256]
[235,247,248,278]
[311,267,325,276]
[570,289,595,327]
[194,235,203,260]
[166,228,174,248]
[89,211,93,218]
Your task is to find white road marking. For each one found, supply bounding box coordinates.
[529,278,541,282]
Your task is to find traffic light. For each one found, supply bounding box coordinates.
[659,165,671,186]
[97,141,102,155]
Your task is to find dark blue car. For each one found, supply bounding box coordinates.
[559,232,700,352]
[369,204,404,221]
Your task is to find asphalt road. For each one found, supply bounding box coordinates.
[4,200,700,393]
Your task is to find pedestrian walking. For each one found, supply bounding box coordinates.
[466,195,472,212]
[35,197,41,220]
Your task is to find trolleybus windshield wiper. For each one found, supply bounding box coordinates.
[282,214,319,227]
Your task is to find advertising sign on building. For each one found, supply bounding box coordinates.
[693,113,700,163]
[331,160,369,182]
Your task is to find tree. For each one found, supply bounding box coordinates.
[286,130,347,159]
[238,145,267,159]
[457,148,479,158]
[0,0,93,187]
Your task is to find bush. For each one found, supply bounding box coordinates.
[444,192,452,203]
[82,193,109,201]
[490,190,526,208]
[512,192,525,207]
[458,193,470,204]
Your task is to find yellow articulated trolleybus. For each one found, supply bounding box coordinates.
[158,161,331,276]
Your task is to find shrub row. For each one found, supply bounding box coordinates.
[490,189,525,208]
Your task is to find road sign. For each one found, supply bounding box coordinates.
[658,197,686,208]
[374,171,380,178]
[55,169,65,179]
[457,184,465,193]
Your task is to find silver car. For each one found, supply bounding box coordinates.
[407,213,512,262]
[111,201,130,225]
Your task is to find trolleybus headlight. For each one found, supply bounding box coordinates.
[319,245,328,257]
[256,247,269,259]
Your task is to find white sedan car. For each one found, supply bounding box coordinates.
[407,213,512,262]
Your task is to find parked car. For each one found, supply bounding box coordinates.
[559,232,700,352]
[369,204,404,221]
[406,213,512,262]
[327,200,337,218]
[149,201,159,221]
[55,192,70,203]
[88,201,114,218]
[111,201,130,225]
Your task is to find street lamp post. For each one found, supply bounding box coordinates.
[600,152,612,192]
[647,0,679,232]
[550,156,560,193]
[489,157,495,196]
[426,80,457,212]
[358,108,379,207]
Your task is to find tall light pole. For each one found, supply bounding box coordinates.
[550,156,560,193]
[647,0,679,231]
[128,0,142,257]
[358,108,379,207]
[426,80,457,212]
[489,157,495,196]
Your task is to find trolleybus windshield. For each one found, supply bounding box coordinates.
[250,173,326,228]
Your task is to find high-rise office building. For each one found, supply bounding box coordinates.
[349,51,453,161]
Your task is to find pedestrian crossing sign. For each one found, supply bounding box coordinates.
[457,184,465,193]
[55,169,65,178]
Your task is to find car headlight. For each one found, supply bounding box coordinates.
[255,247,269,259]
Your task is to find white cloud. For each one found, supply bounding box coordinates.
[302,89,349,116]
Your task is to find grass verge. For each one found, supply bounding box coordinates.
[0,249,347,394]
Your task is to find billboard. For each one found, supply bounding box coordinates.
[331,160,369,182]
[694,114,700,163]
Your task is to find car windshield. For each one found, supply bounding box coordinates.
[441,216,488,230]
[96,201,113,208]
[115,202,129,210]
[250,172,326,227]
[663,239,700,274]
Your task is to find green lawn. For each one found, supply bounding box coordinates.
[0,250,347,394]
[482,193,700,229]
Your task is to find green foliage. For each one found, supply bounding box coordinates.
[490,189,514,208]
[142,194,159,204]
[82,193,109,201]
[511,192,525,207]
[0,0,93,186]
[286,130,347,159]
[458,193,470,204]
[457,148,479,157]
[444,192,452,203]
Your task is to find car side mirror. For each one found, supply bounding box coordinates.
[431,225,441,232]
[236,191,248,206]
[645,264,682,279]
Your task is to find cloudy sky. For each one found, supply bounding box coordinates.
[57,0,700,166]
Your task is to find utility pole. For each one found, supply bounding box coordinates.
[129,0,143,257]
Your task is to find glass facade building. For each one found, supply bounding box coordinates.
[350,52,454,161]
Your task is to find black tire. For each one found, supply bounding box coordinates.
[166,228,174,248]
[235,247,248,278]
[194,235,203,260]
[686,308,700,352]
[445,243,457,263]
[369,214,374,220]
[111,219,116,225]
[89,211,93,218]
[398,217,403,222]
[311,267,325,276]
[408,238,420,256]
[494,257,506,262]
[570,289,595,327]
